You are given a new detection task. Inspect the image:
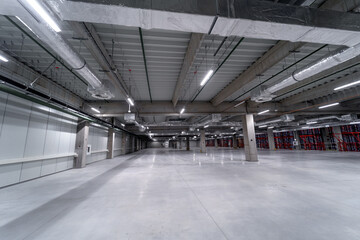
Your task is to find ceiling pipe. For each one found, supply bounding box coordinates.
[15,0,113,99]
[252,43,360,102]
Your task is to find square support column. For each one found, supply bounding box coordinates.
[121,132,127,155]
[242,114,258,162]
[293,130,300,150]
[233,135,237,149]
[215,137,218,148]
[186,136,190,151]
[200,129,206,153]
[75,120,89,168]
[333,126,343,151]
[267,128,276,150]
[107,128,115,159]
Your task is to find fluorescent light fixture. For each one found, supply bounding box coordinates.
[306,121,318,125]
[318,102,339,109]
[200,69,214,86]
[268,126,274,129]
[259,125,268,128]
[127,97,134,106]
[334,80,360,91]
[121,123,125,127]
[350,121,360,124]
[0,55,8,62]
[234,101,245,108]
[91,107,100,113]
[230,127,234,129]
[25,0,61,32]
[204,125,209,128]
[258,109,269,115]
[180,108,185,114]
[302,126,310,129]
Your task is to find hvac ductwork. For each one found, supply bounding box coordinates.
[255,114,295,126]
[252,43,360,102]
[15,0,113,99]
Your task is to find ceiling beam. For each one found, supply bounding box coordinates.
[69,22,131,99]
[211,0,353,106]
[210,41,305,106]
[46,0,360,46]
[172,33,204,107]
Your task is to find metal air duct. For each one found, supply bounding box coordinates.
[16,0,113,99]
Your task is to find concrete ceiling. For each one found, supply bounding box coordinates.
[0,0,360,137]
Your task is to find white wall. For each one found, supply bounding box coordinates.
[87,125,108,164]
[114,131,123,157]
[0,92,77,188]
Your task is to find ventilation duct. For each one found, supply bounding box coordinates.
[16,0,113,99]
[255,114,295,126]
[255,43,360,102]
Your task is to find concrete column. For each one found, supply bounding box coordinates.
[178,139,182,149]
[267,128,276,150]
[121,132,127,155]
[215,137,218,148]
[221,138,224,147]
[293,130,300,150]
[242,114,258,162]
[333,126,343,151]
[233,135,237,149]
[186,136,190,151]
[107,128,115,159]
[200,129,206,153]
[74,120,89,168]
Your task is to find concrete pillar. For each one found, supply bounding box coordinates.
[242,114,258,162]
[267,128,276,150]
[107,128,115,159]
[215,137,218,148]
[293,130,300,150]
[121,132,127,155]
[233,135,237,149]
[186,136,190,151]
[178,139,182,149]
[200,129,206,153]
[221,138,224,147]
[74,120,89,168]
[333,126,343,151]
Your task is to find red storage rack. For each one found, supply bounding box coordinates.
[299,128,325,150]
[274,131,294,149]
[341,124,360,152]
[256,134,269,149]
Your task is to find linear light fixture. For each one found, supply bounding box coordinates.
[306,121,318,125]
[180,107,185,114]
[350,121,360,124]
[91,107,100,113]
[25,0,61,32]
[121,123,125,127]
[200,69,214,86]
[318,102,339,109]
[234,100,245,108]
[127,97,134,106]
[0,55,8,62]
[259,125,268,128]
[258,109,269,115]
[268,126,274,129]
[334,80,360,91]
[204,125,209,128]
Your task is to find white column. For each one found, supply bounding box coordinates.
[333,126,343,151]
[74,120,89,168]
[267,128,275,150]
[107,128,115,159]
[200,129,206,153]
[242,114,258,162]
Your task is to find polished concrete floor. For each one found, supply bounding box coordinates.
[1,148,360,240]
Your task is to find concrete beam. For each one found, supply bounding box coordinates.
[211,41,304,106]
[69,22,131,99]
[46,0,360,46]
[172,33,205,107]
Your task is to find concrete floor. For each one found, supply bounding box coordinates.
[1,148,360,240]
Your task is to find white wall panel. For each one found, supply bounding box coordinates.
[40,159,57,176]
[20,161,42,181]
[0,95,31,160]
[0,93,78,188]
[0,163,22,188]
[23,104,49,157]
